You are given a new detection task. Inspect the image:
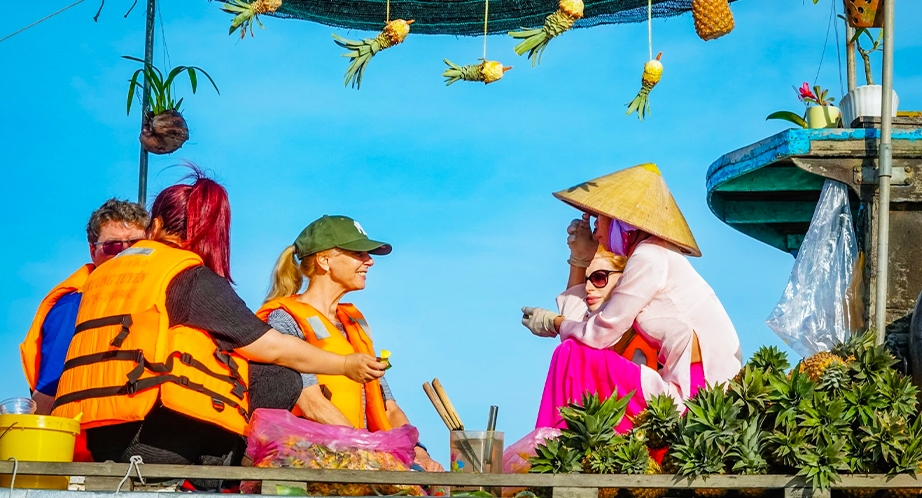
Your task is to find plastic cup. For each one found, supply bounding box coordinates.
[0,397,37,415]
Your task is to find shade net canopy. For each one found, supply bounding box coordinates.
[216,0,737,36]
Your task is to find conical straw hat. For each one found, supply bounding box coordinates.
[552,164,702,257]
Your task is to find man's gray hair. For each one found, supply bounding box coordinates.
[86,198,150,243]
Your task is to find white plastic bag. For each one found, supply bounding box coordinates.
[766,179,861,357]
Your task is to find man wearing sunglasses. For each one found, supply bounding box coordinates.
[21,199,149,418]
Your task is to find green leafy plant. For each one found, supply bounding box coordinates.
[123,56,219,155]
[124,55,219,116]
[767,83,836,128]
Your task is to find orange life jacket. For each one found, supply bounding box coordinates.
[611,329,659,371]
[21,264,95,391]
[51,240,250,435]
[256,297,391,432]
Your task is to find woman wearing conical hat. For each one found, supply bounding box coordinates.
[522,164,742,422]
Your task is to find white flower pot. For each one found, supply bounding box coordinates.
[806,106,841,129]
[840,84,899,127]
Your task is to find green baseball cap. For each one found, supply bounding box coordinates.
[293,215,392,259]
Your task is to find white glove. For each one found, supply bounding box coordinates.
[521,307,560,338]
[566,215,596,268]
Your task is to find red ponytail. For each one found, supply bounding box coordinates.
[150,165,233,282]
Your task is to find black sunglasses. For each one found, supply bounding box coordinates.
[586,270,622,289]
[93,239,143,256]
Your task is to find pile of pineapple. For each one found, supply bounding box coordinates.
[528,333,922,496]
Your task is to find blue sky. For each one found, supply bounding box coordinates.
[2,0,920,465]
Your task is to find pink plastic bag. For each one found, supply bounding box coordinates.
[502,427,562,474]
[243,409,424,496]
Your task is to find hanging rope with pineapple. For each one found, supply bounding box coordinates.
[508,0,583,67]
[333,0,413,89]
[626,0,662,121]
[442,0,511,86]
[221,0,283,39]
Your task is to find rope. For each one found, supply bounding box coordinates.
[116,455,146,494]
[647,0,653,60]
[7,457,17,498]
[813,0,837,89]
[483,0,489,59]
[0,0,85,44]
[833,0,845,96]
[386,0,390,23]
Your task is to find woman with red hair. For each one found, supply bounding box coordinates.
[53,168,386,471]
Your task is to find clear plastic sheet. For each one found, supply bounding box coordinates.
[766,179,862,357]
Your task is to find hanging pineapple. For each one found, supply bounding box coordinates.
[333,19,413,89]
[691,0,735,41]
[626,52,663,121]
[221,0,282,39]
[443,60,511,86]
[508,0,583,67]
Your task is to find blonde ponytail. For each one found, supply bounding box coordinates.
[265,246,305,303]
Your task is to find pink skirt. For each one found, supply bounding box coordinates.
[536,339,706,433]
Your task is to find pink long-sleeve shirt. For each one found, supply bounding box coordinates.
[557,238,742,403]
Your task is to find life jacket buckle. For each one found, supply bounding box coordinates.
[124,381,139,395]
[231,382,247,400]
[180,353,193,366]
[179,375,190,387]
[211,398,226,412]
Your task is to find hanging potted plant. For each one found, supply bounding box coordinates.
[813,0,883,28]
[767,83,840,129]
[837,25,899,127]
[124,56,220,154]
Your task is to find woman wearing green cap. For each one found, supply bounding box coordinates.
[256,215,443,472]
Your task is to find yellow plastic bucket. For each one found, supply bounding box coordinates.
[0,414,80,490]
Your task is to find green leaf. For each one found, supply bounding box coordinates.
[766,111,807,128]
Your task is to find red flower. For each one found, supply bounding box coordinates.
[798,82,816,102]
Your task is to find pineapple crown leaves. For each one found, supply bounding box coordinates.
[890,415,922,475]
[529,438,583,474]
[748,345,792,374]
[767,428,811,470]
[795,439,848,491]
[585,445,620,475]
[634,394,681,449]
[728,367,772,419]
[843,381,888,427]
[859,411,910,469]
[798,392,852,447]
[559,392,632,453]
[815,361,850,395]
[768,370,815,431]
[123,56,219,116]
[220,0,268,38]
[684,383,741,438]
[727,419,769,475]
[610,434,656,475]
[877,367,919,417]
[671,433,727,478]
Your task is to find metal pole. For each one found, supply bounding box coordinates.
[874,0,896,345]
[138,0,156,205]
[846,23,857,92]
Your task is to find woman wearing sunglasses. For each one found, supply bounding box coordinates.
[535,244,658,431]
[523,164,742,423]
[52,169,385,472]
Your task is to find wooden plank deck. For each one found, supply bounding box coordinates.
[1,461,921,490]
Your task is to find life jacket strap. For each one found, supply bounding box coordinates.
[60,349,248,401]
[53,373,249,420]
[74,314,134,348]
